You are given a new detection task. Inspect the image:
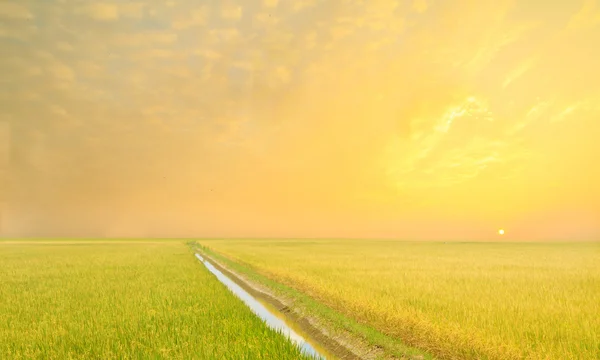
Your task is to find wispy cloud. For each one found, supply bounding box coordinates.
[502,57,537,88]
[567,0,600,31]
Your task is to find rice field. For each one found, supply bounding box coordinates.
[197,239,600,360]
[0,240,315,360]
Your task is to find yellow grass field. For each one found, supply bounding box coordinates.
[0,240,315,360]
[198,239,600,360]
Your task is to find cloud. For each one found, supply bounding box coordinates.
[330,25,354,41]
[1,0,598,239]
[383,96,506,190]
[303,31,317,50]
[152,32,179,44]
[412,0,428,13]
[0,2,33,20]
[292,0,317,12]
[253,12,280,28]
[49,63,76,82]
[502,57,537,88]
[274,66,291,84]
[50,104,68,117]
[506,99,552,135]
[221,4,243,20]
[263,0,279,8]
[567,0,600,31]
[550,102,584,123]
[84,2,146,21]
[56,41,74,52]
[0,121,9,167]
[107,31,179,48]
[208,27,240,42]
[232,60,253,70]
[86,3,120,21]
[196,49,223,60]
[120,2,146,18]
[76,61,103,78]
[172,6,208,29]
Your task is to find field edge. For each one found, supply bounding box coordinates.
[191,241,435,360]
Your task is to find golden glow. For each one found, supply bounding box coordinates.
[1,0,599,240]
[498,229,505,236]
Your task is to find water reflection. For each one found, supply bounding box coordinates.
[195,253,325,359]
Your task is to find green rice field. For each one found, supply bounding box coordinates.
[3,238,598,360]
[197,239,600,360]
[0,240,314,360]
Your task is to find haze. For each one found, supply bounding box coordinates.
[1,0,599,240]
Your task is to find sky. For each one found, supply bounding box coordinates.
[1,0,599,240]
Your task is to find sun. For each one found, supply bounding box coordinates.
[498,229,505,236]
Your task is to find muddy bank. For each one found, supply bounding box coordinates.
[195,250,362,360]
[196,253,326,359]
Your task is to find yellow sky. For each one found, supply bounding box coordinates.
[1,0,599,240]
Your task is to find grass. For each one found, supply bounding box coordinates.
[196,239,600,360]
[0,240,315,360]
[195,244,434,360]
